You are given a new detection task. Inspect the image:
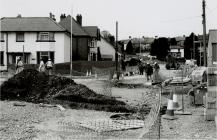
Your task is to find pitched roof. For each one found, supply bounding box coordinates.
[101,36,123,53]
[59,15,89,36]
[83,26,99,38]
[0,17,65,32]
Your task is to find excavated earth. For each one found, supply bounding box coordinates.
[0,69,139,113]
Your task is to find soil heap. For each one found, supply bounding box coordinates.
[0,69,136,113]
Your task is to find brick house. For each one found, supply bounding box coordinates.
[59,14,91,61]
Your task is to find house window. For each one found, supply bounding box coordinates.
[0,51,4,65]
[37,32,55,42]
[89,40,95,48]
[16,32,24,42]
[212,43,217,63]
[0,33,4,42]
[37,51,54,64]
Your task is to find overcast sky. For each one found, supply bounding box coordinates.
[0,0,217,39]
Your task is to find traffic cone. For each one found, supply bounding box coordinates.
[162,92,178,120]
[89,70,92,76]
[86,70,89,76]
[173,93,180,110]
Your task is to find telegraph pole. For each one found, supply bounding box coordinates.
[23,45,25,63]
[193,33,195,60]
[70,6,73,78]
[115,21,119,80]
[202,0,207,66]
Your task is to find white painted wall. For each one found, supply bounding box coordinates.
[208,30,217,66]
[64,34,70,62]
[170,48,184,57]
[97,38,115,61]
[0,33,7,70]
[1,32,67,64]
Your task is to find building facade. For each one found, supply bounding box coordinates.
[0,16,70,71]
[169,45,184,58]
[206,29,217,121]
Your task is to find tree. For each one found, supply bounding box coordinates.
[150,37,170,60]
[184,33,199,64]
[150,39,158,56]
[126,40,134,54]
[170,38,177,45]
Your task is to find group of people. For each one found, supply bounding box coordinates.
[38,58,54,75]
[15,56,53,75]
[138,61,161,82]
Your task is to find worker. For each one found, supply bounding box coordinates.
[38,59,45,72]
[152,62,162,83]
[145,62,153,81]
[45,58,54,75]
[15,56,24,74]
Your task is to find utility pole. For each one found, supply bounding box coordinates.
[23,45,25,63]
[139,37,141,57]
[202,0,207,66]
[193,33,195,60]
[70,6,73,78]
[115,21,119,80]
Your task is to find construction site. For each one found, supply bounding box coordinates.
[0,0,217,139]
[0,55,216,139]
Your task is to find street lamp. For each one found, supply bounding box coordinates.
[139,37,141,56]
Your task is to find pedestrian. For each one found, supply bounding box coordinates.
[152,62,162,83]
[38,59,45,72]
[138,62,144,75]
[45,58,54,75]
[15,56,24,74]
[145,62,153,81]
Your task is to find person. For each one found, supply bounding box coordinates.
[38,59,45,72]
[145,62,153,81]
[45,58,54,75]
[152,62,162,83]
[138,62,144,75]
[15,56,24,74]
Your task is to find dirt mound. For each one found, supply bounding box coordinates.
[0,69,137,113]
[53,85,136,113]
[0,69,75,102]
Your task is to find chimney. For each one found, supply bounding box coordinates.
[52,15,56,21]
[17,14,22,18]
[76,14,82,26]
[60,14,66,21]
[49,12,52,18]
[49,12,56,21]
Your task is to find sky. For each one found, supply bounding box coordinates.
[0,0,217,40]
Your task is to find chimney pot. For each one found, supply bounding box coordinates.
[49,12,52,18]
[60,13,66,21]
[76,14,82,26]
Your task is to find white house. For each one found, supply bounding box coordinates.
[0,16,70,71]
[97,37,122,61]
[169,45,184,58]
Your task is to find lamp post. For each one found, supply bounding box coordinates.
[139,37,141,56]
